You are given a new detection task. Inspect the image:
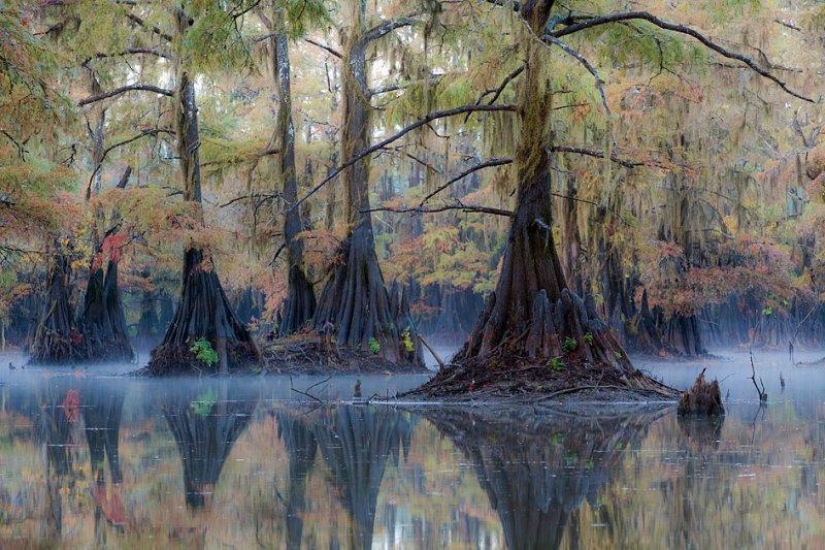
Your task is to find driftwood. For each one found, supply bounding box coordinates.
[677,368,725,416]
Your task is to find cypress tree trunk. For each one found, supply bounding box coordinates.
[30,244,86,364]
[414,3,675,398]
[80,254,135,363]
[148,10,259,374]
[272,22,315,336]
[312,3,422,368]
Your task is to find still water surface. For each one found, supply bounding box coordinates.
[0,350,823,548]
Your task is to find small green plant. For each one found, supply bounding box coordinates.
[190,388,218,416]
[368,337,381,355]
[562,337,578,353]
[401,328,415,353]
[549,357,565,371]
[190,337,219,367]
[583,332,593,345]
[614,350,623,360]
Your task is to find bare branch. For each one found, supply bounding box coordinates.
[543,36,610,115]
[304,38,343,59]
[775,19,801,32]
[125,12,173,42]
[363,16,418,44]
[94,48,171,61]
[202,147,280,167]
[220,192,282,209]
[465,65,524,123]
[364,202,514,217]
[78,84,175,106]
[421,157,513,205]
[551,11,813,103]
[86,129,174,193]
[551,145,643,168]
[290,104,517,212]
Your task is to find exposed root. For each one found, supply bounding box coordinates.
[677,368,725,416]
[403,347,678,402]
[262,333,430,375]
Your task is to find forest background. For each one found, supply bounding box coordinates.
[2,0,825,365]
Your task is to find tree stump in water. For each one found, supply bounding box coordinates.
[677,369,724,416]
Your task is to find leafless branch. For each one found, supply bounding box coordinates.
[551,11,813,103]
[364,202,514,217]
[544,35,610,115]
[125,12,173,42]
[421,157,513,205]
[78,84,175,106]
[290,104,517,212]
[304,37,342,59]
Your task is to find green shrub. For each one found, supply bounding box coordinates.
[549,357,565,371]
[190,388,218,416]
[401,328,415,353]
[562,337,578,353]
[190,337,219,366]
[369,337,381,355]
[583,332,593,344]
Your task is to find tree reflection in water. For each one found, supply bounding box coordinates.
[161,380,259,509]
[421,405,669,550]
[34,378,83,543]
[80,379,127,542]
[313,405,414,550]
[275,408,318,550]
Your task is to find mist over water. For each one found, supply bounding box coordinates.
[1,349,824,548]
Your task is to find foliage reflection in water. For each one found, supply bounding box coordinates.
[1,359,825,547]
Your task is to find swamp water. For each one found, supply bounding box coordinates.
[0,350,823,548]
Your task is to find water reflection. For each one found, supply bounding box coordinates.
[422,406,668,550]
[313,405,414,549]
[275,409,317,550]
[160,381,259,509]
[5,362,825,547]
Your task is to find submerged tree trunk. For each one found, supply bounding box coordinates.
[414,4,675,398]
[148,16,259,374]
[272,23,315,336]
[312,3,422,368]
[30,245,86,364]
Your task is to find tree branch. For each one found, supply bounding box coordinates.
[304,37,342,59]
[363,16,418,44]
[421,157,513,205]
[290,103,517,212]
[551,145,643,168]
[364,202,514,217]
[86,129,174,193]
[543,35,610,115]
[78,84,174,106]
[94,48,171,61]
[551,11,813,103]
[464,65,524,123]
[202,147,280,167]
[125,12,173,42]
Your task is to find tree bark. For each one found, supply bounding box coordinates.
[272,20,316,336]
[148,8,260,374]
[415,2,676,398]
[312,2,422,368]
